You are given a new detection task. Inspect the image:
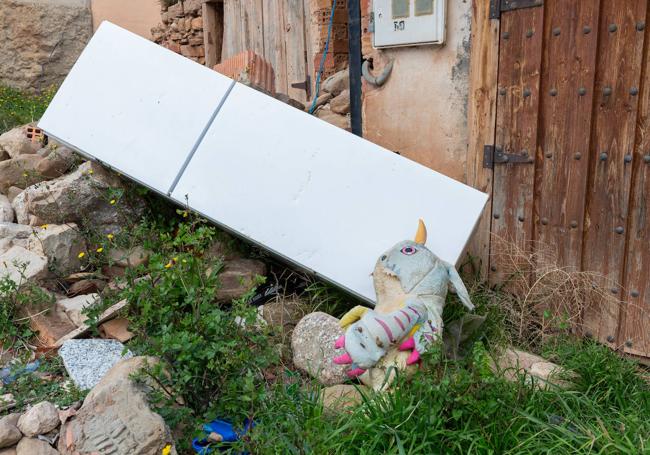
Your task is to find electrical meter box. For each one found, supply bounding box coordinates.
[372,0,446,48]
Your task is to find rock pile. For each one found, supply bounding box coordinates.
[307,69,351,131]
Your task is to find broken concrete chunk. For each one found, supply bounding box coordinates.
[59,339,133,391]
[17,401,60,437]
[57,294,99,327]
[26,224,85,275]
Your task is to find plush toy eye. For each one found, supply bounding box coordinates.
[401,246,417,255]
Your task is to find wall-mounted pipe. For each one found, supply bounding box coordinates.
[347,0,362,137]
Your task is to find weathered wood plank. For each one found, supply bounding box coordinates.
[222,0,243,59]
[534,0,599,270]
[263,1,289,94]
[621,7,650,357]
[582,0,647,344]
[303,0,316,99]
[241,0,265,56]
[202,1,224,68]
[489,7,544,285]
[285,0,309,102]
[465,0,500,279]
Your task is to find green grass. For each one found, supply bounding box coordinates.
[242,338,649,454]
[0,85,55,134]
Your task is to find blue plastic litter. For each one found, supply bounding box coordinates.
[0,360,40,385]
[191,419,255,454]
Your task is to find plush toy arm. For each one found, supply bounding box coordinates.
[339,305,369,329]
[446,263,474,311]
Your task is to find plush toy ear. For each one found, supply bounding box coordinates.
[414,219,427,245]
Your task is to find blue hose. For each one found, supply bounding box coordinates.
[309,0,338,114]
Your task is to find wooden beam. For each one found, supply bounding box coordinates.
[464,0,500,279]
[203,0,223,68]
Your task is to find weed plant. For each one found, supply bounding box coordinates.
[0,85,55,134]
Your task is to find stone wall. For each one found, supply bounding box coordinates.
[151,0,205,65]
[0,0,93,92]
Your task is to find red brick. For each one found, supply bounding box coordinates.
[214,50,276,95]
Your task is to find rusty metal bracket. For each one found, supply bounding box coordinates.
[489,0,543,19]
[483,145,534,169]
[291,75,312,99]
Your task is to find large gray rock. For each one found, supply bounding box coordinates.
[321,69,349,96]
[58,356,177,455]
[0,222,85,275]
[0,126,39,159]
[0,245,48,283]
[12,161,144,232]
[0,155,47,193]
[291,312,348,386]
[25,224,85,275]
[59,339,133,391]
[0,415,22,448]
[0,0,93,91]
[0,195,14,223]
[16,438,58,455]
[16,401,59,437]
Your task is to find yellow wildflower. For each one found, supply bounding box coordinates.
[96,247,104,253]
[88,169,94,175]
[162,445,172,455]
[22,172,28,177]
[41,224,48,230]
[164,262,173,269]
[110,199,116,205]
[107,233,114,240]
[78,252,86,259]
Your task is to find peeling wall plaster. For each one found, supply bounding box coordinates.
[362,0,472,184]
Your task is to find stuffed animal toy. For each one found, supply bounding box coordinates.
[333,220,474,388]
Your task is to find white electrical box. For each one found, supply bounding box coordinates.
[373,0,446,48]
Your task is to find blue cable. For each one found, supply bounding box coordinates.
[309,0,338,114]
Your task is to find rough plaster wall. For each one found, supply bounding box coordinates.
[362,0,472,183]
[0,0,93,92]
[91,0,160,39]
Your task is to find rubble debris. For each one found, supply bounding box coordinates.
[54,300,128,347]
[214,258,267,302]
[57,294,99,327]
[58,339,133,391]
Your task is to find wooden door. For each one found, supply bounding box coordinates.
[476,0,650,358]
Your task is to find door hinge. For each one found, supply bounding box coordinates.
[291,75,312,99]
[489,0,543,19]
[483,145,534,169]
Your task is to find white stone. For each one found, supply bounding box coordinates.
[57,294,99,326]
[0,246,48,284]
[16,401,60,437]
